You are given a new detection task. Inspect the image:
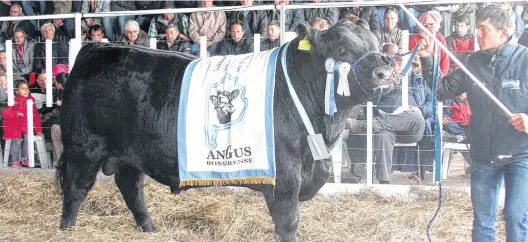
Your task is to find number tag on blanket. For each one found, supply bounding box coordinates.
[307,134,330,160]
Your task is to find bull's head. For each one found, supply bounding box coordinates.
[296,19,395,110]
[210,89,240,124]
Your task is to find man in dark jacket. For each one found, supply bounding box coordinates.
[213,22,253,56]
[156,25,192,54]
[340,6,380,32]
[303,0,339,28]
[226,0,269,38]
[34,23,69,71]
[419,4,528,241]
[267,0,305,32]
[261,20,280,51]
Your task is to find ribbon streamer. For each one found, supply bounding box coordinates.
[325,58,337,116]
[336,61,351,96]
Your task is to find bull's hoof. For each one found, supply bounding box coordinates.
[170,186,181,195]
[59,221,76,231]
[139,221,156,232]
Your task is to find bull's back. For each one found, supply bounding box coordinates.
[61,43,195,173]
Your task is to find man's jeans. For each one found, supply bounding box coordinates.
[471,158,528,242]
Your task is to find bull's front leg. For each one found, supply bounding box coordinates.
[264,188,300,242]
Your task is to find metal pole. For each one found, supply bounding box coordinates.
[254,34,261,53]
[45,40,53,108]
[366,102,373,185]
[75,13,82,43]
[398,2,514,117]
[27,99,35,168]
[5,40,13,106]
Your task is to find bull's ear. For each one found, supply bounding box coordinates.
[296,22,312,41]
[230,89,240,100]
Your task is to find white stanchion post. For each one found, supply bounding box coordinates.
[69,38,81,73]
[200,36,207,58]
[438,101,447,181]
[45,39,52,107]
[254,33,260,53]
[401,30,410,53]
[5,40,13,106]
[284,32,297,43]
[150,37,157,49]
[366,102,373,185]
[101,38,109,43]
[27,99,35,168]
[75,13,82,42]
[280,4,286,45]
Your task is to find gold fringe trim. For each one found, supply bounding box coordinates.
[179,176,275,188]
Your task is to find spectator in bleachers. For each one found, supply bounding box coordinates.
[0,3,35,41]
[12,29,35,79]
[2,80,42,168]
[20,0,47,27]
[156,25,192,54]
[150,7,190,41]
[226,0,269,38]
[0,50,6,74]
[106,0,138,40]
[260,21,280,51]
[189,0,226,56]
[409,11,450,77]
[53,0,74,39]
[346,55,432,184]
[89,24,105,42]
[375,7,402,51]
[51,18,69,41]
[214,21,253,56]
[33,23,69,71]
[340,6,380,32]
[120,20,149,47]
[446,14,474,70]
[0,1,11,17]
[382,43,399,57]
[303,0,339,28]
[310,18,327,31]
[135,1,173,32]
[267,0,305,32]
[443,92,471,141]
[80,0,110,36]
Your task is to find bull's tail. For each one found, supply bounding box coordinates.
[55,155,67,195]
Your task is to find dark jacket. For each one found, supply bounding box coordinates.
[214,38,253,56]
[226,10,269,38]
[110,0,137,11]
[156,37,192,54]
[135,1,172,10]
[339,7,380,32]
[33,37,69,71]
[304,8,339,28]
[267,9,305,32]
[375,27,403,50]
[261,38,280,51]
[421,37,528,163]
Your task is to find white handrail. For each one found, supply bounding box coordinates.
[366,102,373,185]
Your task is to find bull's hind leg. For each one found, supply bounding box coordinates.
[264,189,300,242]
[59,152,102,230]
[114,164,155,232]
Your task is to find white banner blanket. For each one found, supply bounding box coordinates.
[178,48,280,187]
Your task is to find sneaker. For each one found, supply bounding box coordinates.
[21,160,29,167]
[11,161,20,168]
[345,118,367,133]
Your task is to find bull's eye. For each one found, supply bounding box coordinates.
[338,48,346,55]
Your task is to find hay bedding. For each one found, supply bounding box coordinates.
[0,170,506,242]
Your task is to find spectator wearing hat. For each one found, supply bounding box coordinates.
[409,11,450,77]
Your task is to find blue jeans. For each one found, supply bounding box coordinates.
[191,43,218,55]
[471,158,528,242]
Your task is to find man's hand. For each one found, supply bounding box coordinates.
[409,106,422,115]
[442,117,450,125]
[509,113,528,132]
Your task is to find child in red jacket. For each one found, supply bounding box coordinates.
[3,81,43,167]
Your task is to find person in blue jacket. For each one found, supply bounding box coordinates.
[419,4,528,241]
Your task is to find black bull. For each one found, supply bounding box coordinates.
[57,21,394,242]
